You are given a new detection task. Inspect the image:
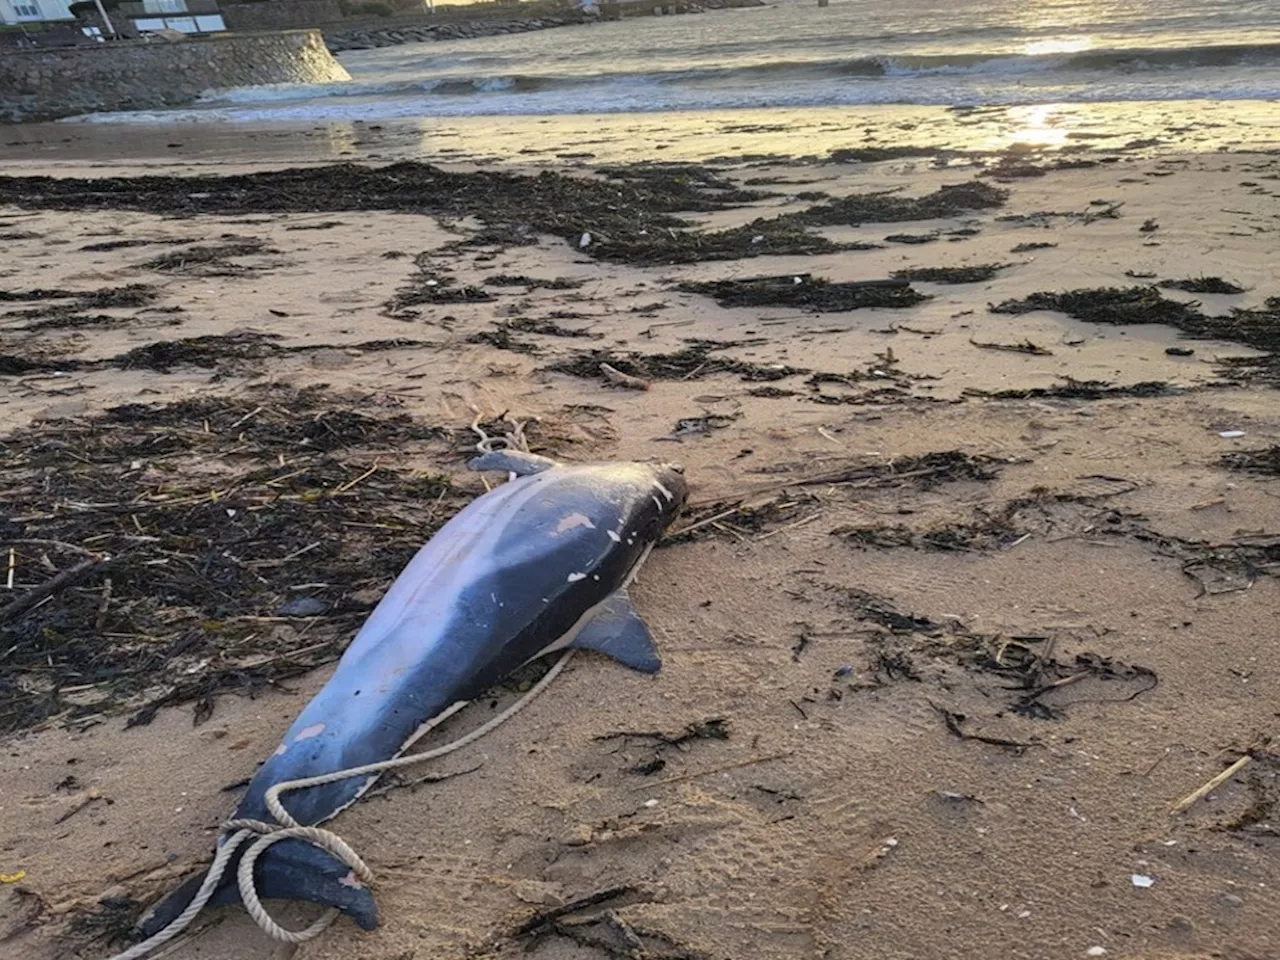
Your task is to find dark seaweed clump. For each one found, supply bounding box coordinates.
[964,379,1173,401]
[0,385,463,735]
[1159,277,1245,295]
[991,287,1202,326]
[547,342,807,384]
[1220,446,1280,476]
[140,238,276,276]
[827,146,942,164]
[791,182,1007,226]
[484,274,584,290]
[0,283,157,310]
[891,263,1009,284]
[990,287,1280,385]
[384,254,495,320]
[681,274,928,312]
[0,164,1002,268]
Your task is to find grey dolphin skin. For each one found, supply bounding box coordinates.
[137,453,687,937]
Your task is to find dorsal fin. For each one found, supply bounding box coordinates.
[468,450,559,476]
[569,590,661,674]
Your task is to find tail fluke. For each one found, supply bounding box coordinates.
[136,837,377,939]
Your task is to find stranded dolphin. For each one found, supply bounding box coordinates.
[137,452,687,937]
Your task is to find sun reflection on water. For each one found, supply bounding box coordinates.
[1022,38,1093,56]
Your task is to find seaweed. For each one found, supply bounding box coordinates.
[680,274,928,312]
[1159,277,1246,295]
[507,316,601,339]
[990,287,1202,327]
[0,385,465,734]
[990,287,1280,385]
[964,379,1173,400]
[384,254,495,320]
[0,162,777,267]
[546,343,807,384]
[592,219,847,266]
[465,326,541,355]
[140,238,276,277]
[827,146,942,164]
[1220,446,1280,476]
[116,332,284,372]
[892,264,1009,284]
[484,274,584,290]
[0,283,157,312]
[595,163,766,205]
[790,182,1007,227]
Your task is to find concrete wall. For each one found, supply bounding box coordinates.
[0,29,350,123]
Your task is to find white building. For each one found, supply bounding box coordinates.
[0,0,76,24]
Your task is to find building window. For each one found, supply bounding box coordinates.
[13,3,42,16]
[143,0,187,12]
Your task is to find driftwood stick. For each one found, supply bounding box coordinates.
[1170,754,1252,814]
[0,558,104,625]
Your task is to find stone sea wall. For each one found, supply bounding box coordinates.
[0,30,351,124]
[323,14,590,52]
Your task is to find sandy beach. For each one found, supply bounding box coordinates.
[1,143,1278,960]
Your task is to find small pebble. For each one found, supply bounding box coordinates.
[1165,346,1194,357]
[1132,874,1155,888]
[1086,948,1107,957]
[277,597,327,617]
[1221,893,1244,907]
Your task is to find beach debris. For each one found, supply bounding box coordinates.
[466,326,541,355]
[931,704,1036,753]
[1165,346,1195,356]
[1140,219,1159,232]
[484,274,584,290]
[0,386,467,735]
[892,263,1010,284]
[1218,430,1246,439]
[670,413,739,439]
[0,870,26,884]
[1086,947,1107,956]
[550,343,805,385]
[579,232,592,248]
[277,597,327,617]
[383,256,494,320]
[1160,277,1245,295]
[599,362,650,390]
[963,379,1172,401]
[885,232,939,244]
[991,287,1280,386]
[1219,445,1280,475]
[1131,874,1155,888]
[790,180,1007,226]
[681,274,927,312]
[991,286,1201,327]
[969,337,1053,356]
[1011,241,1057,253]
[141,238,278,277]
[1170,753,1254,814]
[506,316,600,339]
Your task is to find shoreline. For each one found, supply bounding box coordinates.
[1,149,1278,960]
[3,98,1279,172]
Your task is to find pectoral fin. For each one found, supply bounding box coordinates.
[569,590,661,673]
[468,450,559,476]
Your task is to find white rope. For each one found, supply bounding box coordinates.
[109,414,558,960]
[108,652,574,960]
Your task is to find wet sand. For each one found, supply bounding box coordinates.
[1,147,1279,960]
